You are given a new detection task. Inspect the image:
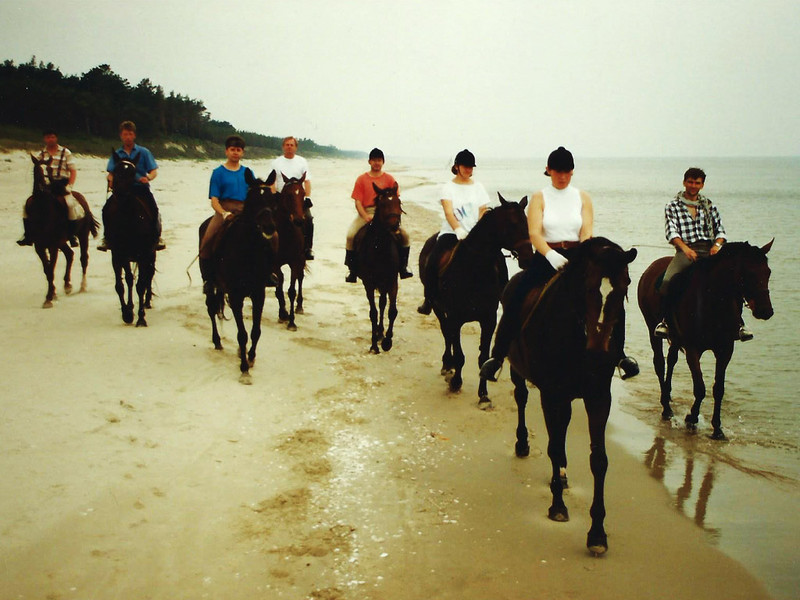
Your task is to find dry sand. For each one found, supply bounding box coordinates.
[0,151,774,599]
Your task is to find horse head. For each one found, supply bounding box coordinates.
[570,237,637,353]
[488,193,534,268]
[280,172,306,227]
[721,240,774,321]
[110,150,140,194]
[243,168,278,242]
[372,182,402,233]
[30,153,52,195]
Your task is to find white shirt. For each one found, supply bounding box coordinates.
[541,185,583,243]
[270,155,311,192]
[439,180,491,236]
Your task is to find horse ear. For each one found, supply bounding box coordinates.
[497,192,507,205]
[761,238,774,254]
[299,172,306,183]
[282,173,289,183]
[244,167,255,186]
[372,182,383,194]
[519,195,528,210]
[30,153,37,165]
[266,169,277,186]
[625,248,638,264]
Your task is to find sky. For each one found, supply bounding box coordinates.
[1,0,798,160]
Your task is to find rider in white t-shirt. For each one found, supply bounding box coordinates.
[270,136,314,260]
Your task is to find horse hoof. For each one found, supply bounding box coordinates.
[587,542,608,556]
[448,379,462,393]
[442,368,455,381]
[122,313,134,324]
[42,300,54,309]
[214,343,223,351]
[515,442,530,457]
[136,319,147,327]
[709,430,727,441]
[287,323,297,332]
[64,284,73,295]
[478,397,492,410]
[370,347,380,355]
[295,307,304,314]
[548,507,569,522]
[239,372,253,385]
[380,338,393,352]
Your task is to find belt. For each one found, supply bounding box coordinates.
[548,240,580,250]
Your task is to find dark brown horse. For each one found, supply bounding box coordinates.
[507,237,637,555]
[103,153,158,326]
[637,241,774,440]
[271,174,307,331]
[419,194,534,406]
[353,183,403,354]
[24,154,99,308]
[199,170,278,383]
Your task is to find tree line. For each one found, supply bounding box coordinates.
[0,57,355,157]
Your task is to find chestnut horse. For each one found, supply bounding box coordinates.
[271,174,307,331]
[353,183,403,354]
[199,169,278,382]
[507,237,637,555]
[637,241,774,440]
[419,194,534,406]
[24,154,99,308]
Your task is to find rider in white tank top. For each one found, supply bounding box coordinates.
[541,185,583,243]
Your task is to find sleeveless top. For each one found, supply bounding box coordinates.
[541,185,583,243]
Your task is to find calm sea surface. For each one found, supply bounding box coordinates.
[395,155,800,599]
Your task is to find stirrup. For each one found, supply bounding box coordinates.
[618,356,640,380]
[417,300,432,315]
[155,238,166,251]
[654,320,669,339]
[305,248,315,260]
[738,326,754,342]
[16,237,33,246]
[400,269,413,280]
[97,238,109,252]
[345,271,358,283]
[479,358,502,382]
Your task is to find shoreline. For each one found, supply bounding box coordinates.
[0,151,783,599]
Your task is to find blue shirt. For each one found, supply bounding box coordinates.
[107,144,158,183]
[209,165,253,202]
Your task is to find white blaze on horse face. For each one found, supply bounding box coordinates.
[597,277,613,325]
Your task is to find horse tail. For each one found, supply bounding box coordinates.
[88,213,100,238]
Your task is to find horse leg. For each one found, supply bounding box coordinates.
[365,286,380,354]
[228,294,251,381]
[377,290,387,342]
[295,270,304,314]
[286,270,298,331]
[61,244,74,295]
[437,314,454,377]
[510,367,530,457]
[205,285,223,350]
[584,392,612,555]
[663,344,680,419]
[709,344,734,440]
[477,313,497,408]
[36,246,57,308]
[135,260,154,327]
[78,232,89,292]
[448,323,465,393]
[247,290,265,368]
[381,284,398,352]
[275,270,289,322]
[541,393,571,522]
[684,349,706,431]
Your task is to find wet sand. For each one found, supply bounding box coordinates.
[0,151,775,599]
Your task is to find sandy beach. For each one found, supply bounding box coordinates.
[0,151,774,599]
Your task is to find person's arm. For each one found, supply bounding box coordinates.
[355,199,372,222]
[141,168,158,185]
[528,191,567,269]
[210,196,233,220]
[709,204,726,256]
[303,179,311,198]
[579,190,593,241]
[665,203,698,261]
[66,166,77,190]
[441,199,467,239]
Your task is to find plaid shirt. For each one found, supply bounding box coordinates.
[664,192,726,244]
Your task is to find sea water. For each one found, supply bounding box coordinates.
[396,155,800,599]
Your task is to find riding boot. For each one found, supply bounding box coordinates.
[738,321,754,342]
[479,311,519,382]
[67,220,79,247]
[200,258,215,295]
[304,211,314,260]
[16,218,33,246]
[399,246,413,279]
[345,250,358,283]
[654,294,670,339]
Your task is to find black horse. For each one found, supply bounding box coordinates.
[354,183,403,354]
[271,174,307,331]
[103,152,159,326]
[507,237,637,555]
[637,241,774,440]
[419,194,534,406]
[200,170,278,383]
[24,154,99,307]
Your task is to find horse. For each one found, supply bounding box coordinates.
[103,152,159,327]
[506,237,637,555]
[199,170,278,383]
[353,183,403,354]
[419,194,534,406]
[270,173,307,331]
[637,240,774,440]
[24,154,99,308]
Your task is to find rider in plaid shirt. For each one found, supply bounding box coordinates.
[654,167,752,341]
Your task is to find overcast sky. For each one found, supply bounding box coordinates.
[2,0,798,159]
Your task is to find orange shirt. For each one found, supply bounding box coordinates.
[351,172,398,208]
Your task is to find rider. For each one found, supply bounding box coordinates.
[479,146,639,381]
[345,147,413,282]
[97,121,165,252]
[417,149,490,315]
[17,129,82,247]
[270,136,314,260]
[199,135,255,294]
[653,167,753,341]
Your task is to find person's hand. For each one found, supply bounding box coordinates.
[364,214,373,223]
[454,226,468,240]
[545,249,569,270]
[682,246,698,261]
[139,176,149,185]
[222,211,233,220]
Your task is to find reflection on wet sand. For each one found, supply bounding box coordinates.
[644,436,720,539]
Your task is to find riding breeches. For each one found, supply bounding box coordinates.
[200,199,244,259]
[23,192,83,221]
[346,206,410,250]
[660,241,712,295]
